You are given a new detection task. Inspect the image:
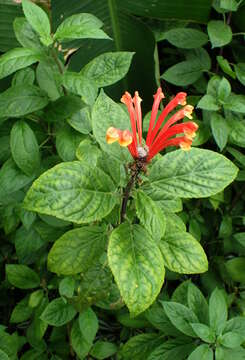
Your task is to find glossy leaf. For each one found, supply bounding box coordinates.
[159,231,208,274]
[24,161,117,223]
[108,223,165,316]
[135,190,166,241]
[10,120,40,176]
[40,298,76,326]
[6,264,40,289]
[54,13,110,41]
[81,52,134,87]
[149,148,238,198]
[0,85,49,118]
[0,47,42,80]
[48,226,107,275]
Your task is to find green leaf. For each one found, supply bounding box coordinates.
[12,67,35,86]
[44,95,84,123]
[68,107,92,134]
[209,288,227,335]
[22,0,53,46]
[161,301,199,337]
[197,94,220,111]
[54,13,110,41]
[36,60,62,101]
[0,349,9,360]
[225,317,245,339]
[76,139,101,167]
[10,297,33,323]
[218,77,231,102]
[210,113,229,151]
[59,277,75,298]
[0,47,42,80]
[217,56,236,79]
[108,223,165,316]
[225,257,245,282]
[0,158,34,200]
[71,319,92,359]
[235,63,245,86]
[229,118,245,147]
[190,323,215,343]
[40,298,76,326]
[90,341,117,360]
[224,94,245,113]
[164,28,208,49]
[78,307,98,344]
[148,339,195,360]
[159,231,208,274]
[216,347,245,360]
[10,120,40,176]
[149,148,238,198]
[135,190,166,241]
[208,20,232,48]
[6,264,40,289]
[92,90,131,162]
[0,85,49,118]
[0,1,22,52]
[220,332,244,348]
[188,282,209,325]
[188,344,213,360]
[220,0,239,11]
[227,147,245,168]
[24,161,117,223]
[29,289,44,308]
[61,72,97,106]
[13,17,43,50]
[15,226,45,264]
[48,226,107,275]
[161,59,204,86]
[81,52,134,87]
[120,333,163,360]
[55,124,84,162]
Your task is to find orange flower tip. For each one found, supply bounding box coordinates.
[121,91,133,105]
[118,130,133,147]
[177,92,187,106]
[183,105,194,119]
[180,139,192,151]
[106,127,119,144]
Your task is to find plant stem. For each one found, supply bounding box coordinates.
[51,46,67,95]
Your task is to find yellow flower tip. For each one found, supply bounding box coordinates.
[154,87,165,101]
[121,91,133,105]
[133,91,142,103]
[184,130,196,140]
[180,138,192,151]
[183,105,194,119]
[118,130,133,147]
[106,127,119,144]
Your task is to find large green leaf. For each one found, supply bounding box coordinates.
[0,47,42,80]
[0,85,49,118]
[92,90,131,162]
[149,148,238,198]
[51,0,156,109]
[108,223,165,316]
[159,231,208,274]
[23,161,118,223]
[119,0,212,23]
[10,120,40,176]
[48,226,107,275]
[54,13,110,41]
[40,298,76,326]
[0,0,23,52]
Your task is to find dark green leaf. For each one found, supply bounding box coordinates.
[120,333,163,360]
[40,298,76,326]
[78,307,98,344]
[235,63,245,86]
[210,113,229,151]
[208,20,232,48]
[90,341,117,360]
[165,28,208,49]
[6,264,40,289]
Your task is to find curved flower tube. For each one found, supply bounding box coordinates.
[106,87,198,162]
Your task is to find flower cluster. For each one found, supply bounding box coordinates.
[106,88,198,162]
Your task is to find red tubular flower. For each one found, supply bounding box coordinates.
[106,87,198,162]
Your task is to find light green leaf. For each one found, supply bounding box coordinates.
[76,139,101,167]
[217,56,236,79]
[235,63,245,86]
[92,90,131,162]
[216,347,245,360]
[120,333,163,360]
[59,277,75,298]
[0,349,10,360]
[149,148,238,198]
[208,20,232,48]
[220,332,244,348]
[210,113,229,151]
[13,17,43,50]
[24,161,117,223]
[220,0,239,11]
[22,0,53,46]
[229,118,245,147]
[197,94,220,111]
[6,264,40,289]
[218,77,231,102]
[108,223,165,316]
[188,282,209,325]
[162,301,199,337]
[54,13,110,41]
[82,52,134,87]
[188,344,213,360]
[135,190,166,241]
[190,323,215,343]
[40,298,76,326]
[0,47,41,80]
[209,288,227,335]
[0,158,34,200]
[0,85,49,118]
[12,67,35,86]
[71,319,92,359]
[10,120,40,176]
[159,231,208,274]
[224,94,245,113]
[225,317,245,338]
[29,289,44,308]
[48,226,107,275]
[61,72,98,105]
[79,307,98,344]
[164,28,208,49]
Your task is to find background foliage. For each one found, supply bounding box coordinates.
[0,0,245,359]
